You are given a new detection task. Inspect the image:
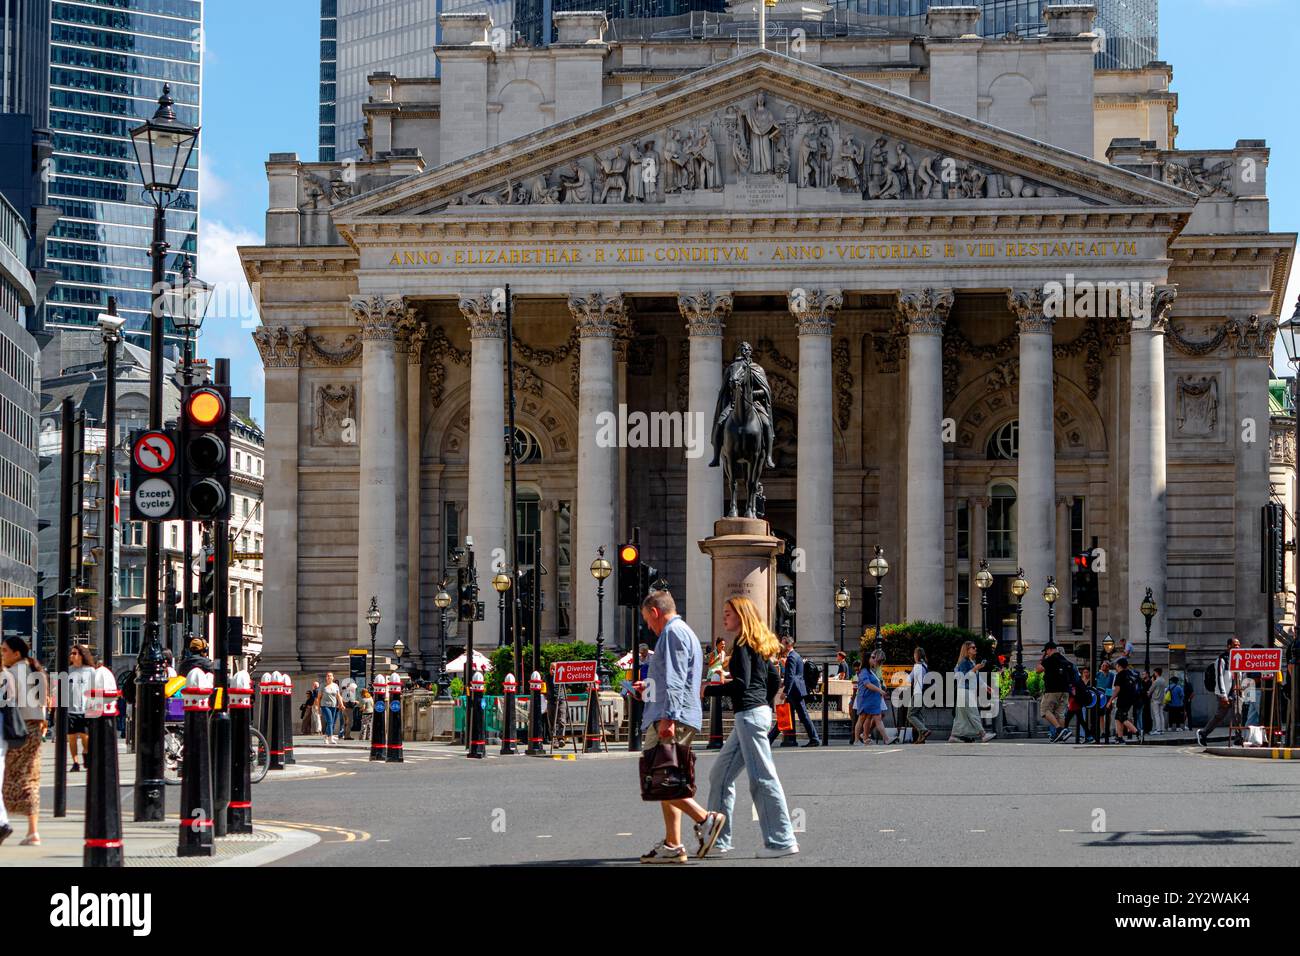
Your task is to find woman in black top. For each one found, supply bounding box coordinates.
[698,596,799,859]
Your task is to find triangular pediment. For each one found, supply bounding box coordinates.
[333,49,1194,227]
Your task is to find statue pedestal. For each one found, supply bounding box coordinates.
[698,518,785,641]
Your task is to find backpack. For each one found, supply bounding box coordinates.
[803,660,822,691]
[1203,660,1218,693]
[1167,683,1184,708]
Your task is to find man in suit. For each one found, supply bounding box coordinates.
[769,635,822,748]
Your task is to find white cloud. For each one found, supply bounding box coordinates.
[199,153,230,206]
[196,220,265,419]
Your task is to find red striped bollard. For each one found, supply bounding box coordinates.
[267,672,285,771]
[526,671,545,756]
[177,669,215,858]
[707,670,725,749]
[500,673,519,755]
[257,672,273,761]
[281,673,296,765]
[228,670,254,834]
[583,676,604,753]
[467,670,486,758]
[370,674,388,761]
[83,667,123,867]
[386,673,404,763]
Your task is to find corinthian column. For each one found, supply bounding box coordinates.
[405,321,428,666]
[790,288,843,657]
[1128,286,1174,653]
[899,288,953,623]
[459,292,507,646]
[571,292,624,644]
[1010,289,1056,647]
[680,290,731,644]
[350,294,406,657]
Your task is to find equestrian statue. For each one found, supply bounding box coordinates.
[708,341,776,519]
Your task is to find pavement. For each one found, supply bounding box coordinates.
[9,733,1297,866]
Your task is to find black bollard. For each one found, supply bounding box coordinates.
[583,678,604,753]
[526,671,545,756]
[370,675,388,761]
[281,674,296,765]
[628,692,643,751]
[83,667,124,867]
[228,670,253,834]
[267,672,284,771]
[500,674,519,755]
[177,669,215,858]
[256,672,272,761]
[467,670,486,758]
[707,671,725,750]
[386,673,404,763]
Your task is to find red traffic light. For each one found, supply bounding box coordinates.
[187,387,225,426]
[619,544,639,565]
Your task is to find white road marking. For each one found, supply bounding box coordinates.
[969,829,986,833]
[456,837,472,841]
[879,829,895,833]
[617,832,633,836]
[537,834,553,839]
[1059,829,1075,833]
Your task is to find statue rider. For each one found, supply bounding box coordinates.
[708,341,776,469]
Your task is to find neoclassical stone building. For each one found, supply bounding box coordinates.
[243,4,1294,685]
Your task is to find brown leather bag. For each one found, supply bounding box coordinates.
[639,740,696,802]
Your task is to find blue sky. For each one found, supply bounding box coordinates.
[197,0,1300,422]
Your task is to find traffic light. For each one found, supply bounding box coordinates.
[200,548,216,615]
[457,566,483,622]
[180,383,231,521]
[617,543,642,607]
[1072,551,1099,609]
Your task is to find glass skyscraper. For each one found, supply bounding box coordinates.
[43,0,203,344]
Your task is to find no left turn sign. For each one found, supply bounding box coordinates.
[133,431,176,474]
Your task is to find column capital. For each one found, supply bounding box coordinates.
[1132,284,1177,335]
[1227,313,1278,358]
[458,292,506,339]
[405,318,429,365]
[350,293,407,341]
[252,325,307,369]
[678,290,732,337]
[569,292,627,338]
[898,288,954,335]
[1008,289,1055,334]
[789,288,843,335]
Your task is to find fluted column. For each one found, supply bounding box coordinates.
[680,290,731,645]
[571,292,624,643]
[351,294,406,656]
[899,288,953,623]
[406,321,428,667]
[459,292,507,646]
[790,288,842,656]
[1127,286,1175,653]
[1010,289,1056,647]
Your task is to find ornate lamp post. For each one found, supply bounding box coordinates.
[1280,302,1300,747]
[393,639,405,677]
[1140,588,1157,669]
[834,580,850,656]
[1043,576,1059,652]
[128,85,199,822]
[366,597,381,687]
[590,547,613,685]
[867,547,889,653]
[1102,634,1115,661]
[492,572,512,647]
[975,559,994,655]
[434,581,453,696]
[96,298,124,671]
[1010,568,1029,695]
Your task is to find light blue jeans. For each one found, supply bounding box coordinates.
[707,705,797,852]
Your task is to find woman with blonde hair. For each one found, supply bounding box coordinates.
[950,640,995,742]
[700,596,798,858]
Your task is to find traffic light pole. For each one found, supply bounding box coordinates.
[134,202,170,823]
[211,358,232,836]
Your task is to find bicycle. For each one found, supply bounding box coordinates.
[163,723,270,786]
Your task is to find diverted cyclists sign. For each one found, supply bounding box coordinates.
[1229,648,1283,673]
[551,660,599,684]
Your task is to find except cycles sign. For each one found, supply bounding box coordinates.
[551,660,599,684]
[1228,648,1283,673]
[133,478,178,519]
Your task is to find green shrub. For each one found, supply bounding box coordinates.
[858,620,995,674]
[997,667,1045,699]
[484,641,621,695]
[448,676,464,698]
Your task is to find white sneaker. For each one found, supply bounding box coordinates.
[639,841,688,864]
[981,732,996,743]
[694,812,726,859]
[757,844,799,858]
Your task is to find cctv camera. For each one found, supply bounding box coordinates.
[97,313,126,333]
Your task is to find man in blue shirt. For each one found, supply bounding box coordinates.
[633,589,724,863]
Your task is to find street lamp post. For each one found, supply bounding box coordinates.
[492,572,512,647]
[1102,634,1115,662]
[128,85,199,823]
[1043,576,1059,652]
[366,597,381,688]
[867,547,889,653]
[1010,568,1029,695]
[434,582,452,697]
[393,639,405,675]
[976,559,994,656]
[1140,588,1157,669]
[834,580,850,656]
[1280,301,1300,747]
[591,548,613,686]
[96,299,124,670]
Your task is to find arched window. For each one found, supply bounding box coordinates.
[509,426,542,464]
[987,482,1017,560]
[987,420,1019,461]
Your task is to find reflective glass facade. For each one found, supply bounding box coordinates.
[858,0,1158,70]
[1,0,49,120]
[44,0,203,344]
[320,0,336,161]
